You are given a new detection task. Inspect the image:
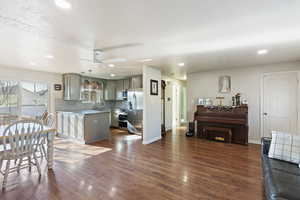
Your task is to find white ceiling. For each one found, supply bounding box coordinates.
[1,0,300,80]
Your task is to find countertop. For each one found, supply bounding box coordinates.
[57,110,110,115]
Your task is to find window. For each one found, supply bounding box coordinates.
[0,80,49,118]
[0,81,19,116]
[21,82,49,118]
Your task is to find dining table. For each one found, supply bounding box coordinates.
[0,124,56,170]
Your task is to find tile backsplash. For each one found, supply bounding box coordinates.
[55,99,129,112]
[114,101,129,110]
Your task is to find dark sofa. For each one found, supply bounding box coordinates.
[261,138,300,200]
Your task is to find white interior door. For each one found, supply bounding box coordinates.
[164,82,173,130]
[262,72,298,137]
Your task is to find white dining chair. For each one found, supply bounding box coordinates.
[0,119,44,190]
[39,113,55,160]
[40,111,48,123]
[45,113,55,128]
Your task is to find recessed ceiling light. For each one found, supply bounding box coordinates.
[30,62,36,66]
[45,54,54,59]
[108,64,115,68]
[257,49,268,55]
[110,73,115,77]
[140,58,153,62]
[178,62,185,67]
[54,0,72,9]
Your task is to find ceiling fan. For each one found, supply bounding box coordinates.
[80,43,143,65]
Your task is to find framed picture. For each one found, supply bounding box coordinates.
[54,84,62,91]
[150,79,158,95]
[219,76,231,93]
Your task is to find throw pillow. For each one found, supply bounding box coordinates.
[268,131,300,164]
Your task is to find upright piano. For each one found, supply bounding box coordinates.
[194,105,248,145]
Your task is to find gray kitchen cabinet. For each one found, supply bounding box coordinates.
[123,79,130,90]
[70,114,85,140]
[105,80,116,100]
[57,111,110,144]
[56,112,85,143]
[84,113,110,143]
[111,109,119,127]
[105,77,142,100]
[63,73,81,101]
[130,75,143,89]
[81,77,104,104]
[116,79,124,100]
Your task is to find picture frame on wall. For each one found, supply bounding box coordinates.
[54,84,62,91]
[150,79,158,95]
[219,75,231,93]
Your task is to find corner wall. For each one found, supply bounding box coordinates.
[143,66,162,144]
[187,61,300,143]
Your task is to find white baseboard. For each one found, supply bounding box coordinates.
[249,139,261,144]
[143,136,162,145]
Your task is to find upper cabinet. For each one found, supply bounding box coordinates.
[123,79,130,90]
[63,74,81,101]
[104,80,116,101]
[62,73,146,103]
[80,77,104,104]
[130,76,143,90]
[116,79,124,100]
[104,75,142,101]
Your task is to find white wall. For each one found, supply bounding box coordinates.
[0,65,62,113]
[187,61,300,143]
[143,66,162,144]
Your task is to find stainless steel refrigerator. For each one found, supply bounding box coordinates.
[127,89,143,134]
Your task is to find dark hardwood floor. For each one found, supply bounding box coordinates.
[0,128,264,200]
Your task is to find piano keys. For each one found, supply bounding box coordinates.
[194,105,249,145]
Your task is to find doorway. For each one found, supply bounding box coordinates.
[172,84,180,128]
[163,79,187,131]
[261,72,298,137]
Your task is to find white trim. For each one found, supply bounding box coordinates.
[260,73,264,139]
[262,70,300,76]
[249,139,261,145]
[142,136,162,145]
[260,71,299,139]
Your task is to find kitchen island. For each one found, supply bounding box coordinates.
[57,110,110,144]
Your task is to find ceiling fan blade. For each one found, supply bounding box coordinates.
[95,43,143,52]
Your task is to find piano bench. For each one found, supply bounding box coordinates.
[203,127,232,143]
